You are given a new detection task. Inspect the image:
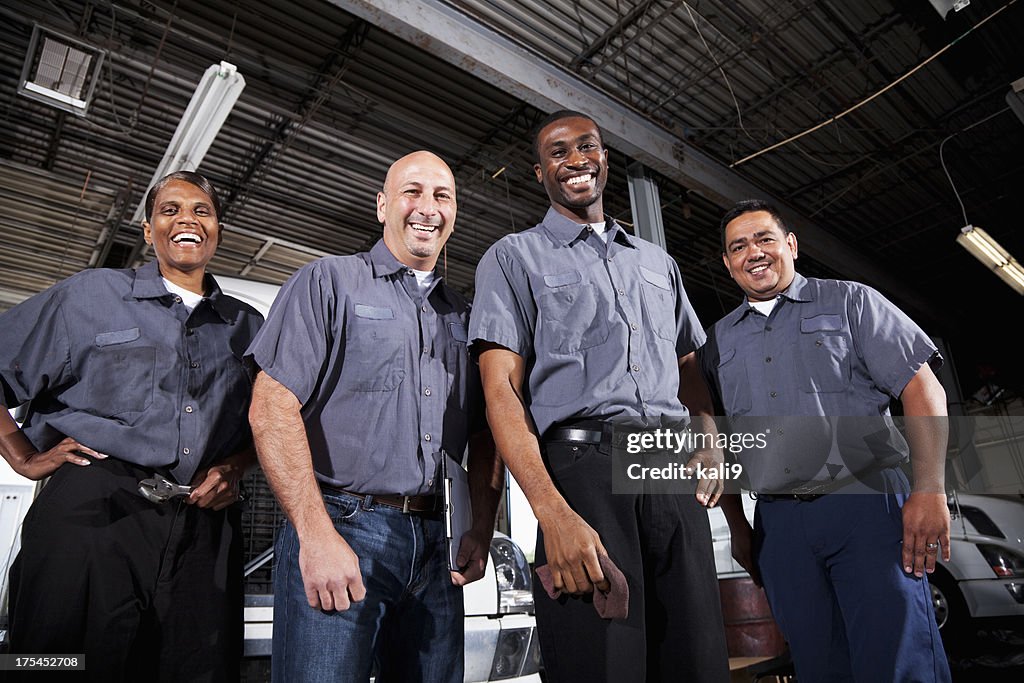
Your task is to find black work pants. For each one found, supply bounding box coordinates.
[6,456,242,682]
[534,439,730,683]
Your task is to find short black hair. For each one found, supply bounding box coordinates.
[531,110,604,164]
[719,199,789,252]
[144,170,223,224]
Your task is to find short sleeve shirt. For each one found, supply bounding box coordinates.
[0,260,264,484]
[246,240,480,496]
[469,207,706,436]
[699,273,940,489]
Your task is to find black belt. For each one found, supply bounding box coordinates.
[756,463,899,502]
[320,484,440,514]
[545,420,614,446]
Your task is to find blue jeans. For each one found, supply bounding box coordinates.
[271,490,464,683]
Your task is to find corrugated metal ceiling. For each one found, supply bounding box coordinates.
[0,0,1021,395]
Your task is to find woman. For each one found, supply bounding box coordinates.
[0,171,263,681]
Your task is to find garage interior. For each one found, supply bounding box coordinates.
[1,0,1023,680]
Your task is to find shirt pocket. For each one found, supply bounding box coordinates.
[798,314,851,393]
[443,320,471,434]
[638,265,675,342]
[715,347,751,416]
[537,270,609,355]
[341,304,406,392]
[87,327,155,418]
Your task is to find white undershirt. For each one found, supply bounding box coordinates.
[588,221,609,242]
[412,268,436,292]
[163,277,204,311]
[748,297,779,316]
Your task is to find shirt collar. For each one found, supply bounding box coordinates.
[368,239,410,279]
[366,238,454,304]
[130,260,232,323]
[725,271,812,327]
[539,206,636,248]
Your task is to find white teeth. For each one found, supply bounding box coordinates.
[565,174,593,186]
[172,233,202,244]
[749,264,768,274]
[411,223,437,232]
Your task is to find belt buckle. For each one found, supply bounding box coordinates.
[402,496,411,514]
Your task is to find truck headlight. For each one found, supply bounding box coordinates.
[976,544,1024,578]
[489,537,533,613]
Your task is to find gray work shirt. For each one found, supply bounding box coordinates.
[0,260,264,484]
[469,207,706,436]
[246,240,480,496]
[699,272,940,490]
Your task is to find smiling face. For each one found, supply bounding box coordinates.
[533,116,608,223]
[723,210,799,301]
[377,151,457,271]
[143,179,220,291]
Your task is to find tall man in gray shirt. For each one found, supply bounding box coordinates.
[470,111,730,683]
[247,151,503,682]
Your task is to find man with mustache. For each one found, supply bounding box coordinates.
[702,199,951,682]
[247,151,503,682]
[470,111,730,682]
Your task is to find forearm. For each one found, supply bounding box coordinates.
[678,350,715,423]
[466,429,504,535]
[478,348,570,525]
[249,372,332,538]
[0,408,34,467]
[485,385,566,522]
[901,365,948,493]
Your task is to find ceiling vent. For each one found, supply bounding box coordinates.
[17,24,105,116]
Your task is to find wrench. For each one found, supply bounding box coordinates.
[138,474,193,503]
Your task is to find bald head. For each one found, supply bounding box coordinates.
[383,151,454,193]
[377,150,457,271]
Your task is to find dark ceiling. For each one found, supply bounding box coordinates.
[1,0,1022,401]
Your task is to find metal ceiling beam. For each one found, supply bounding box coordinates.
[334,0,934,315]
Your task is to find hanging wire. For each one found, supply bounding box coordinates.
[938,105,1011,227]
[730,0,1018,168]
[684,2,756,144]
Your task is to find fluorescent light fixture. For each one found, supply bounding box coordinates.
[131,61,246,226]
[928,0,971,18]
[18,25,105,116]
[957,225,1024,295]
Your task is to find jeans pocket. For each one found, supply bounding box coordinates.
[322,492,363,523]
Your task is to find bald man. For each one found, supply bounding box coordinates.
[248,151,503,682]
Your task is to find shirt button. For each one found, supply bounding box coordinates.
[631,364,640,372]
[424,388,431,396]
[765,357,772,363]
[815,339,823,347]
[407,268,414,276]
[423,434,431,442]
[586,225,593,232]
[190,361,199,368]
[174,296,182,304]
[421,305,428,312]
[422,347,429,354]
[185,405,193,413]
[182,447,190,455]
[770,391,777,398]
[630,323,638,331]
[186,328,194,336]
[765,326,772,332]
[618,289,625,296]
